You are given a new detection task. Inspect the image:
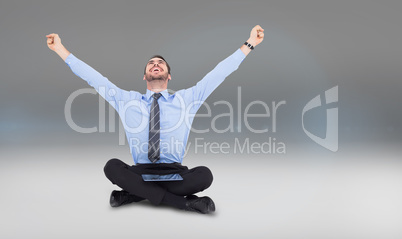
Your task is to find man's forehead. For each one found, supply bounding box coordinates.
[148,58,165,63]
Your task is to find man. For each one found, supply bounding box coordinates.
[46,25,264,214]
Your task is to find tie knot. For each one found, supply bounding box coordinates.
[152,93,162,100]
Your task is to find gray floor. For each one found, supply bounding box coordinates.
[1,144,401,239]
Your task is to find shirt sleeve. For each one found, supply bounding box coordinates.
[65,53,136,112]
[183,48,246,111]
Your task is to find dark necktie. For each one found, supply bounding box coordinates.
[148,93,162,163]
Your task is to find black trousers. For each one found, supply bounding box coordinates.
[104,158,213,205]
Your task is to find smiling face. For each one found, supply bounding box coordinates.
[143,56,171,83]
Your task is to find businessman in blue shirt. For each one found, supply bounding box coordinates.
[46,25,264,214]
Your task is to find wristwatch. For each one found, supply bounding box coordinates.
[244,41,254,50]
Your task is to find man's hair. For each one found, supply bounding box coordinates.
[144,55,171,74]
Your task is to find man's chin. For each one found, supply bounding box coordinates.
[146,77,167,82]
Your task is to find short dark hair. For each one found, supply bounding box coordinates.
[144,55,171,74]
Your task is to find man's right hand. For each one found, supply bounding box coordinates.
[46,33,70,61]
[46,33,63,51]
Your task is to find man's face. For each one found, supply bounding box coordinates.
[143,57,171,82]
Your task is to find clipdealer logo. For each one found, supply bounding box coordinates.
[302,86,338,152]
[64,85,339,153]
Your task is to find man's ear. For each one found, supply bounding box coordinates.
[143,75,146,81]
[168,74,171,81]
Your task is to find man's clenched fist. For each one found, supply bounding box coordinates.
[46,33,62,52]
[248,25,264,47]
[46,33,70,61]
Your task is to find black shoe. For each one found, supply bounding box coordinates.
[110,190,139,207]
[185,196,215,214]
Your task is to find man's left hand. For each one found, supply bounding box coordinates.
[247,25,264,47]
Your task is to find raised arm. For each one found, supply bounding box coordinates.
[45,33,139,111]
[46,33,71,61]
[183,25,265,110]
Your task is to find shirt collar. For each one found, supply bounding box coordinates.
[144,89,170,101]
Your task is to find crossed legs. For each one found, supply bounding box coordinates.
[103,158,214,210]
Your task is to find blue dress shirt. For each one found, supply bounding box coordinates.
[65,49,246,164]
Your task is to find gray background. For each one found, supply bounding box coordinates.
[1,0,401,238]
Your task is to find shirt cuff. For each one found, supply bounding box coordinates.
[65,53,79,66]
